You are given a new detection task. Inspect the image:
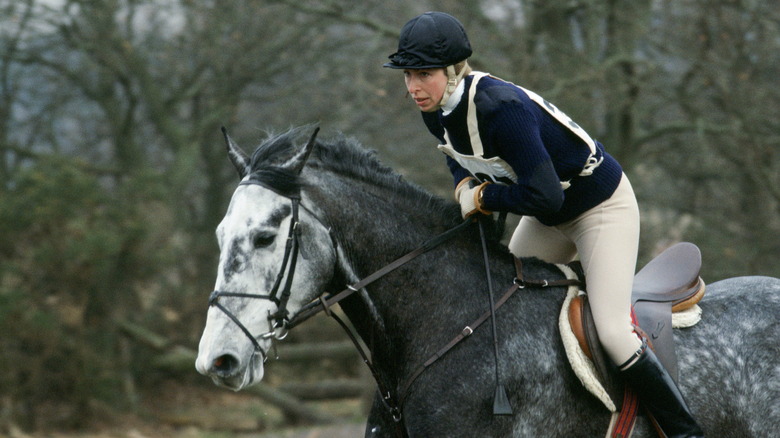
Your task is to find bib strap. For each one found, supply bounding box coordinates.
[441,72,603,190]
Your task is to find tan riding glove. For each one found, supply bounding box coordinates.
[454,177,492,219]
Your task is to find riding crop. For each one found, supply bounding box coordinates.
[476,213,513,416]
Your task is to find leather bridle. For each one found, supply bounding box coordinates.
[207,184,308,362]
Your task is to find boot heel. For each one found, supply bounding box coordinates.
[620,347,704,438]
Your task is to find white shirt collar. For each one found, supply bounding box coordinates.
[441,79,465,116]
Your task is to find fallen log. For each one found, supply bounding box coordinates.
[245,382,335,424]
[275,341,358,361]
[278,379,368,400]
[118,319,357,362]
[117,319,347,425]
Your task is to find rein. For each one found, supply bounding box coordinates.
[287,217,473,328]
[287,216,473,429]
[289,213,581,431]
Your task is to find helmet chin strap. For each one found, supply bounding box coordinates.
[438,63,469,109]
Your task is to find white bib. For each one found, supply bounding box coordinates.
[437,72,602,189]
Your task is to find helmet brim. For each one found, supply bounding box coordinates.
[382,61,449,69]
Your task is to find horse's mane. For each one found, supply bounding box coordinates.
[247,127,460,223]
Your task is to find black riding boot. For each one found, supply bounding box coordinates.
[620,345,704,438]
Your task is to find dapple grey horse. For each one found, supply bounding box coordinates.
[196,127,780,437]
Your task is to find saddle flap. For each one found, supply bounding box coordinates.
[633,300,679,383]
[578,295,625,410]
[633,242,701,303]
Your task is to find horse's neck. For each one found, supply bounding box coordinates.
[312,176,449,274]
[310,176,467,354]
[308,173,557,378]
[336,222,511,370]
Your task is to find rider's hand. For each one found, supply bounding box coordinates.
[454,177,476,201]
[457,181,492,219]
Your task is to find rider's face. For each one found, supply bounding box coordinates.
[404,68,447,112]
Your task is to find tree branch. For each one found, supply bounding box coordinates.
[270,0,399,37]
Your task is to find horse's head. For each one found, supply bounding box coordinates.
[195,127,337,390]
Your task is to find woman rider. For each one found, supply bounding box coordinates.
[383,11,703,438]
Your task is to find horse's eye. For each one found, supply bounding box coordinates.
[252,232,276,249]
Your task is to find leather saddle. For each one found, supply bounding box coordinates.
[567,242,706,409]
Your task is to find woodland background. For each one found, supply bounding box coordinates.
[1,0,778,436]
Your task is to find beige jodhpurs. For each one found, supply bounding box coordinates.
[508,173,643,365]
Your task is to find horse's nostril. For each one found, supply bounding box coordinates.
[212,354,239,376]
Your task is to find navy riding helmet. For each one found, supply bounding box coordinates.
[384,12,472,69]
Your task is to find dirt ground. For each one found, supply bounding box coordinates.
[4,424,366,438]
[2,380,367,438]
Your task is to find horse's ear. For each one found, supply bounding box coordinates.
[222,126,250,179]
[287,126,320,175]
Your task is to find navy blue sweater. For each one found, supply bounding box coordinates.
[422,75,623,226]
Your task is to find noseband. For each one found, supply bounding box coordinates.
[208,182,307,360]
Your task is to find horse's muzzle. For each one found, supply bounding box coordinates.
[211,353,241,378]
[196,348,265,391]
